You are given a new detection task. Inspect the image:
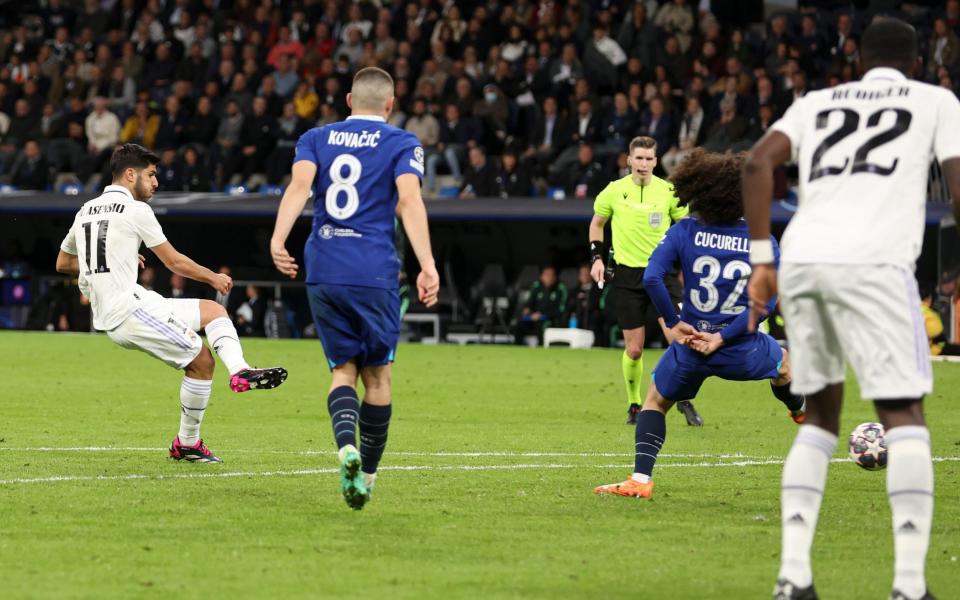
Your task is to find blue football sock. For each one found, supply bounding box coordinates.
[359,402,392,475]
[328,386,359,450]
[634,409,666,477]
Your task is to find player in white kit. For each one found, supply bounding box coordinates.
[56,144,288,463]
[743,20,960,600]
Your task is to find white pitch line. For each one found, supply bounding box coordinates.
[2,457,959,486]
[0,447,776,459]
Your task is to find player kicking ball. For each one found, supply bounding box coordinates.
[56,144,287,463]
[594,150,805,499]
[271,67,439,510]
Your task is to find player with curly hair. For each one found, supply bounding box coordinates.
[594,149,806,499]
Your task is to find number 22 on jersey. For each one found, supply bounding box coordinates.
[809,107,912,181]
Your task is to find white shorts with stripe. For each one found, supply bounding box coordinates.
[107,290,203,369]
[778,263,932,400]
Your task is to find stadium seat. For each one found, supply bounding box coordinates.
[224,184,248,195]
[58,183,82,195]
[547,187,566,200]
[543,328,595,348]
[438,186,459,198]
[258,184,284,196]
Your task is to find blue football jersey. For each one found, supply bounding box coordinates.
[293,115,424,289]
[644,218,780,342]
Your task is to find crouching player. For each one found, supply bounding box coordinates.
[594,150,804,498]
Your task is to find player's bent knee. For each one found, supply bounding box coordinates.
[198,299,228,328]
[185,347,216,379]
[625,346,643,360]
[642,383,673,413]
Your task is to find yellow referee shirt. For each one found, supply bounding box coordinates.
[593,174,688,268]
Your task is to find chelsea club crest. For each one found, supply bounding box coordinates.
[320,224,334,239]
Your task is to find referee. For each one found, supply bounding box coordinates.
[589,136,703,426]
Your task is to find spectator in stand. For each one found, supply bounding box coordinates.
[0,99,41,174]
[638,96,674,159]
[154,94,187,150]
[473,83,510,154]
[182,146,211,192]
[142,42,177,95]
[266,102,310,185]
[655,0,694,52]
[267,26,305,69]
[405,97,442,188]
[211,99,244,187]
[236,285,266,337]
[156,148,184,191]
[662,95,706,175]
[598,92,638,157]
[549,43,583,101]
[175,43,209,91]
[496,149,534,198]
[427,102,480,189]
[303,22,336,74]
[106,65,136,115]
[459,146,499,198]
[183,95,219,153]
[336,27,364,68]
[928,18,960,79]
[618,3,656,67]
[558,143,605,199]
[549,97,601,178]
[9,140,50,190]
[81,96,119,184]
[523,95,568,178]
[291,80,318,121]
[514,265,567,346]
[702,97,748,152]
[46,97,87,175]
[224,72,253,114]
[570,264,601,334]
[119,100,159,149]
[257,75,285,118]
[236,95,275,184]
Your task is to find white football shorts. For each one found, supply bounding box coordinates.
[107,290,203,369]
[778,263,932,400]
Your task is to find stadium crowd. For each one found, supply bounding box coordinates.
[0,0,959,196]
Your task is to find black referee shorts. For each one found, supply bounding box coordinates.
[613,264,683,330]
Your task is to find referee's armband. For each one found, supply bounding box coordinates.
[749,239,774,265]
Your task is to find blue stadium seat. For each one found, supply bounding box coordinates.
[59,183,82,195]
[224,184,248,195]
[258,184,284,196]
[438,185,459,198]
[547,187,566,200]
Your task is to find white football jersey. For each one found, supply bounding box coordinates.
[60,185,167,330]
[772,67,960,268]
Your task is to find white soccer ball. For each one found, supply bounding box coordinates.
[848,422,887,471]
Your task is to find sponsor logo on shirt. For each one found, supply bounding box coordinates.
[648,212,662,228]
[319,224,362,240]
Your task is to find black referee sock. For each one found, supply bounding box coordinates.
[771,382,804,413]
[328,386,359,450]
[359,402,392,475]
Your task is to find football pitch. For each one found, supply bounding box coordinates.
[2,331,958,599]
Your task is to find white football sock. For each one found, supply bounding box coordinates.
[631,473,651,483]
[886,426,933,599]
[178,376,212,446]
[779,425,837,588]
[204,317,250,375]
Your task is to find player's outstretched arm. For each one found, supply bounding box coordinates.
[150,241,232,294]
[396,173,439,308]
[742,130,791,331]
[55,250,80,275]
[588,214,607,286]
[271,160,317,279]
[942,157,960,226]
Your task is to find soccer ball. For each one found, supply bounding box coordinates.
[848,422,887,470]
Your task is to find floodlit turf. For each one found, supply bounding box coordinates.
[2,331,958,599]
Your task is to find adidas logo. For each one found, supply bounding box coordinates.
[787,513,806,525]
[898,520,919,534]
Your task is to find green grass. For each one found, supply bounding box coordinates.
[1,331,958,599]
